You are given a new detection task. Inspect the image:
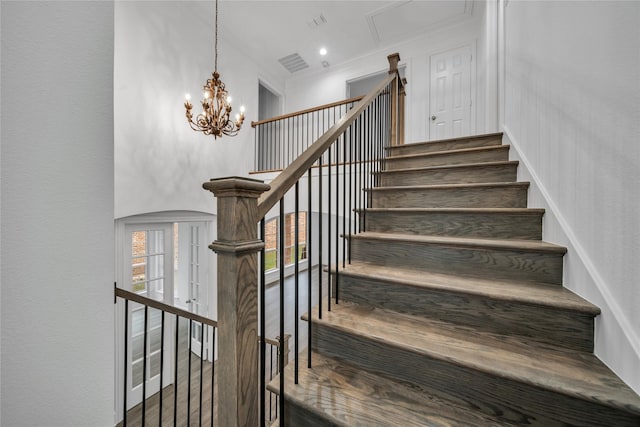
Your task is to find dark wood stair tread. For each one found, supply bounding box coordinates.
[271,351,515,427]
[332,262,599,315]
[358,207,545,214]
[305,300,640,416]
[375,160,519,174]
[386,144,510,161]
[367,181,530,192]
[385,132,504,151]
[347,231,567,254]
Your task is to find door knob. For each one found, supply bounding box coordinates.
[431,115,436,121]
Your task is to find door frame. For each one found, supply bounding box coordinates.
[114,211,216,421]
[426,39,477,140]
[122,222,175,409]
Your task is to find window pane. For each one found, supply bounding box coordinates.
[132,359,143,388]
[131,305,145,335]
[264,219,278,270]
[132,334,144,361]
[132,231,146,257]
[148,279,163,299]
[132,258,146,288]
[149,230,164,255]
[149,308,162,329]
[265,249,277,271]
[149,352,161,378]
[149,327,162,353]
[147,254,163,281]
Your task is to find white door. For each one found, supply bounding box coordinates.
[124,223,174,409]
[429,45,473,140]
[187,223,207,357]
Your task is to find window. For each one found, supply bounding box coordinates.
[284,212,307,265]
[131,229,165,295]
[264,212,307,272]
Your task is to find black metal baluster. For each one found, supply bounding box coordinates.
[318,153,323,319]
[210,327,215,427]
[123,299,128,427]
[334,136,339,305]
[348,122,353,262]
[260,218,266,427]
[269,345,274,420]
[286,117,290,168]
[187,319,193,427]
[343,128,347,270]
[307,168,313,368]
[159,310,165,427]
[369,104,373,210]
[142,305,148,426]
[199,322,204,427]
[278,199,285,427]
[173,315,179,427]
[294,181,299,384]
[327,141,332,312]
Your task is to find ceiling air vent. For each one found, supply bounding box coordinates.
[307,13,327,29]
[278,53,309,73]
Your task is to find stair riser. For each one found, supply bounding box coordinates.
[282,405,333,427]
[378,163,517,186]
[386,147,509,170]
[312,326,639,427]
[363,211,542,240]
[349,238,564,285]
[387,135,502,156]
[370,185,529,209]
[335,273,594,352]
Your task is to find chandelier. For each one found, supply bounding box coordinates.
[184,0,245,138]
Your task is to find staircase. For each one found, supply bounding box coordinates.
[273,132,640,426]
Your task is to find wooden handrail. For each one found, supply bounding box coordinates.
[115,287,218,328]
[256,73,395,220]
[250,95,364,128]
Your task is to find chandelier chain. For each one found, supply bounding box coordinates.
[183,0,244,139]
[214,0,218,72]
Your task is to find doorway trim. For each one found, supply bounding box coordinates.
[114,210,215,420]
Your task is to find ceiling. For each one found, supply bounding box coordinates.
[217,1,475,80]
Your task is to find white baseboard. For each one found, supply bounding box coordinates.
[503,125,640,394]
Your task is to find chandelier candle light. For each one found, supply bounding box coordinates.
[184,0,245,138]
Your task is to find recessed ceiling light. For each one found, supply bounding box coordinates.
[319,47,327,56]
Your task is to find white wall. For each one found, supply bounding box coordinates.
[284,2,493,145]
[1,1,115,425]
[501,0,640,393]
[114,1,285,219]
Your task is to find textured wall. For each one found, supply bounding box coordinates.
[502,0,640,393]
[114,1,284,219]
[1,1,115,424]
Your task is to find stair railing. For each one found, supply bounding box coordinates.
[203,53,406,427]
[251,96,363,172]
[114,287,218,426]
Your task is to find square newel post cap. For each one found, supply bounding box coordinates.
[388,52,401,74]
[203,176,271,198]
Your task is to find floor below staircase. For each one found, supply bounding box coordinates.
[271,132,640,427]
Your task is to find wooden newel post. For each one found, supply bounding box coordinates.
[388,52,401,146]
[203,176,270,427]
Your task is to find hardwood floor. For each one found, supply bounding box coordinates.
[117,318,216,427]
[118,265,326,426]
